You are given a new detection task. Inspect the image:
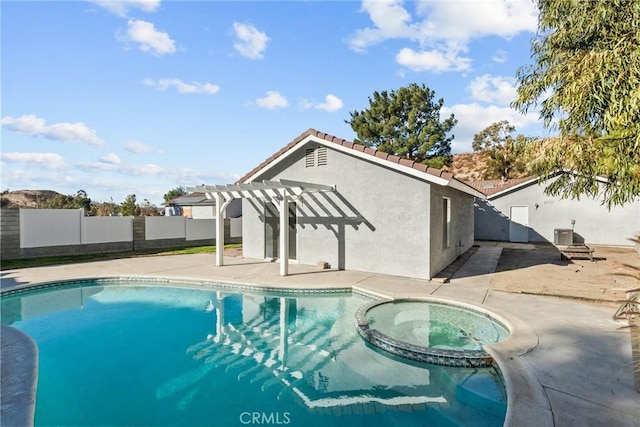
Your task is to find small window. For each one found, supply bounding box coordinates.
[443,197,451,249]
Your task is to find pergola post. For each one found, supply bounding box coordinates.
[279,194,289,276]
[214,194,224,267]
[192,180,334,274]
[278,297,289,367]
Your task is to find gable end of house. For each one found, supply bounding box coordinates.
[238,128,484,198]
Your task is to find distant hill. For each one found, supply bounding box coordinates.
[0,190,64,209]
[444,152,490,181]
[444,152,530,181]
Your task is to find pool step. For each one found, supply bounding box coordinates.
[455,371,506,417]
[429,369,506,426]
[428,400,505,427]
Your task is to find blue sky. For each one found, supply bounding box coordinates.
[2,0,544,206]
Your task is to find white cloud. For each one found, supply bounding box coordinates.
[77,160,163,175]
[120,19,176,56]
[233,22,269,59]
[348,0,418,52]
[492,49,508,63]
[100,153,122,164]
[124,140,154,154]
[395,47,471,73]
[46,123,104,146]
[349,0,537,73]
[85,177,137,193]
[316,94,344,112]
[255,91,288,109]
[301,94,344,112]
[1,114,47,134]
[442,103,540,153]
[89,0,160,17]
[77,161,119,171]
[135,164,163,175]
[468,74,518,105]
[1,114,105,146]
[414,0,538,42]
[143,78,220,95]
[174,167,239,184]
[0,152,66,170]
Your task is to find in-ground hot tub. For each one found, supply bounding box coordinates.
[355,299,510,367]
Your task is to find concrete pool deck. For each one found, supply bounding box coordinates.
[2,249,639,427]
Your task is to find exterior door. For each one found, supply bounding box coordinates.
[264,202,297,259]
[509,206,529,243]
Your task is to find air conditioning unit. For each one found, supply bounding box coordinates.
[554,229,574,245]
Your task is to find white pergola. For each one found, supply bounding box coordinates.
[188,179,334,276]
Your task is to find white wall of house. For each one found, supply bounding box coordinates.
[242,141,475,279]
[429,185,475,277]
[475,177,640,246]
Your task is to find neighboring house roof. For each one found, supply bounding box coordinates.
[237,128,485,198]
[465,178,536,198]
[469,171,614,199]
[163,193,216,206]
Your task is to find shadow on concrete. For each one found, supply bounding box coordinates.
[438,242,573,283]
[494,243,572,272]
[522,323,640,425]
[0,271,29,291]
[246,189,374,271]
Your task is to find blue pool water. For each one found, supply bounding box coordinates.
[366,301,510,351]
[1,280,507,426]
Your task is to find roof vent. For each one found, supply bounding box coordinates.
[482,182,495,189]
[305,148,315,167]
[317,147,327,166]
[305,147,327,167]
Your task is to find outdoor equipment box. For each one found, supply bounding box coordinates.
[554,229,574,245]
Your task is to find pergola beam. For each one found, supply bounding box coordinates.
[277,179,335,192]
[191,179,333,276]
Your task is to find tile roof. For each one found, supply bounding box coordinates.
[464,177,535,197]
[237,128,458,184]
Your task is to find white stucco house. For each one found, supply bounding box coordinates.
[195,129,484,279]
[470,175,640,246]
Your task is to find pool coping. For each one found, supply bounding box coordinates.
[0,324,38,427]
[354,299,501,367]
[1,274,552,427]
[352,289,553,427]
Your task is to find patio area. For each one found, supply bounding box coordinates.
[1,246,639,426]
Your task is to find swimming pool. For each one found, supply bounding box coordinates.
[1,279,507,426]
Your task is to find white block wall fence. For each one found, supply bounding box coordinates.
[0,208,242,260]
[20,209,83,248]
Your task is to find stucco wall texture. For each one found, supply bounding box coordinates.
[475,177,640,246]
[242,141,475,279]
